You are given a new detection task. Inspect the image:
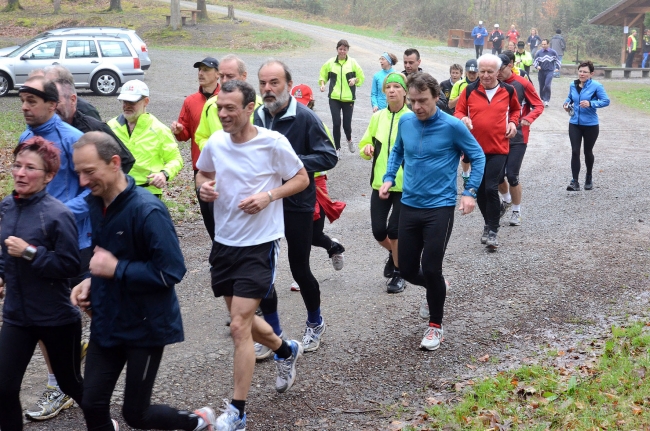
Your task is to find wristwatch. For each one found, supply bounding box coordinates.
[22,245,37,261]
[462,188,477,199]
[161,170,170,181]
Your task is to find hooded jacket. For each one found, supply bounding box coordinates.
[0,189,81,327]
[86,176,186,347]
[254,97,338,212]
[359,103,411,191]
[19,114,91,249]
[319,56,365,102]
[564,79,610,126]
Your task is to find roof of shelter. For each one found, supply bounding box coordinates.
[590,0,650,26]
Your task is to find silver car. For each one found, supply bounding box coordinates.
[0,34,145,97]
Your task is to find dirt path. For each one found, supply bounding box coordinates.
[7,4,650,430]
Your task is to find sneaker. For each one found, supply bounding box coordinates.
[499,200,512,219]
[383,252,395,278]
[215,401,246,431]
[480,226,490,244]
[112,419,119,430]
[566,179,580,191]
[544,101,549,107]
[193,406,217,431]
[509,211,521,226]
[255,331,284,361]
[348,139,355,153]
[329,238,345,271]
[584,175,593,190]
[386,274,405,293]
[274,340,303,393]
[420,324,444,351]
[302,319,326,352]
[336,148,341,160]
[418,279,449,319]
[486,230,499,249]
[290,281,300,292]
[25,386,74,421]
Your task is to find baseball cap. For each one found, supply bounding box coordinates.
[291,84,313,106]
[193,57,219,69]
[465,59,478,72]
[517,41,526,48]
[117,79,149,102]
[494,23,500,28]
[498,54,512,67]
[478,20,483,25]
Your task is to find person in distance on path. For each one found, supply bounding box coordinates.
[379,72,485,351]
[533,39,561,107]
[196,80,309,430]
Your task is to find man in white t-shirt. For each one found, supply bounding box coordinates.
[196,80,309,430]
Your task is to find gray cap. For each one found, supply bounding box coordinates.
[465,59,478,72]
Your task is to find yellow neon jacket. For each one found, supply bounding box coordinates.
[108,113,183,195]
[319,56,365,102]
[195,95,263,150]
[358,104,410,191]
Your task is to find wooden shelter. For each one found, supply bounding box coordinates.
[589,0,650,66]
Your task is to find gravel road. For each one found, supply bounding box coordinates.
[2,4,649,430]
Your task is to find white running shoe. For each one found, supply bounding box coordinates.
[290,281,300,291]
[274,340,303,393]
[255,331,284,361]
[330,238,344,271]
[302,318,326,352]
[509,211,521,226]
[215,400,246,431]
[24,386,73,421]
[420,324,444,351]
[347,139,355,153]
[193,407,217,430]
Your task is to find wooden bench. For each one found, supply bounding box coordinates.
[164,15,187,26]
[180,9,200,26]
[596,67,650,79]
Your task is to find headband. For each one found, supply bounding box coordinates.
[18,85,58,103]
[384,73,406,91]
[381,52,393,66]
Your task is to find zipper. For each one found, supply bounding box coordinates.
[12,203,30,325]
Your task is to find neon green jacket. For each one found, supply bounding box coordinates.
[195,95,263,150]
[108,113,183,195]
[514,50,534,68]
[319,56,365,102]
[359,104,410,191]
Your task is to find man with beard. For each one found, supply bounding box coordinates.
[253,60,338,358]
[107,80,183,198]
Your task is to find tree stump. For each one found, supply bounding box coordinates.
[227,5,235,20]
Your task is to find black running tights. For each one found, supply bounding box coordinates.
[312,205,333,252]
[569,123,599,180]
[0,321,83,431]
[329,98,354,150]
[477,154,507,232]
[397,205,454,325]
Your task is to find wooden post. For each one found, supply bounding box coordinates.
[622,17,628,67]
[227,5,235,20]
[171,0,181,29]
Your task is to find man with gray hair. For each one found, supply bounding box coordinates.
[44,65,102,120]
[454,54,520,250]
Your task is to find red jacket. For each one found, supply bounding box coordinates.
[454,81,521,155]
[503,72,543,144]
[175,85,220,170]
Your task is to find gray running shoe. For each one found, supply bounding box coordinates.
[486,230,499,249]
[480,226,490,244]
[274,340,303,393]
[25,386,73,421]
[329,238,344,271]
[302,319,326,352]
[584,175,593,190]
[499,200,512,219]
[567,179,580,191]
[215,400,246,431]
[193,406,217,431]
[386,274,405,293]
[347,139,356,153]
[255,331,285,361]
[509,211,521,226]
[420,324,444,351]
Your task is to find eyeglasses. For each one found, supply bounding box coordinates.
[11,164,45,173]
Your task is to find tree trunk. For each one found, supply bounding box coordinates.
[3,0,23,12]
[227,5,235,19]
[108,0,122,12]
[170,0,181,30]
[53,0,61,14]
[197,0,208,20]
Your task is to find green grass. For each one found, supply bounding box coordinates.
[402,321,650,430]
[606,85,650,115]
[0,111,28,196]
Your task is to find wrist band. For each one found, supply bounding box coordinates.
[267,191,273,202]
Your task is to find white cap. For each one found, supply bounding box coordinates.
[478,20,483,25]
[494,23,500,28]
[117,79,149,102]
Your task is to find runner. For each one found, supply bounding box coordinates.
[439,64,463,115]
[471,21,489,58]
[379,72,485,350]
[533,39,561,107]
[448,59,479,183]
[319,39,365,155]
[359,72,411,293]
[454,54,521,250]
[490,24,504,55]
[527,28,542,57]
[496,52,544,226]
[371,52,397,112]
[196,80,309,430]
[515,41,534,74]
[563,61,610,191]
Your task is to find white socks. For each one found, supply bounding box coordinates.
[501,192,512,203]
[512,204,521,212]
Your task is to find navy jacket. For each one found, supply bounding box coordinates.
[254,97,338,212]
[87,176,186,347]
[0,189,81,327]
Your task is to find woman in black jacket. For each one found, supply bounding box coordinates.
[0,137,82,430]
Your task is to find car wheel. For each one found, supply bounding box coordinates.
[0,72,12,97]
[91,70,120,96]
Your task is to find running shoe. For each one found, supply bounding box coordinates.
[348,139,356,153]
[383,252,395,278]
[386,274,405,293]
[193,406,217,431]
[112,419,119,430]
[302,318,326,352]
[566,179,580,191]
[336,149,341,160]
[509,211,521,226]
[480,226,490,244]
[255,331,284,361]
[274,340,303,393]
[486,230,499,249]
[290,281,300,291]
[420,324,444,351]
[215,401,246,431]
[584,175,593,190]
[544,101,549,107]
[25,386,74,421]
[499,200,512,219]
[418,279,449,319]
[329,238,345,271]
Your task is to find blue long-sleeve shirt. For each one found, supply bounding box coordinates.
[533,48,561,72]
[471,26,489,46]
[371,68,394,110]
[383,109,485,209]
[564,79,610,126]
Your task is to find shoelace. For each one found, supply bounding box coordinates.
[303,326,316,344]
[276,357,292,380]
[37,389,62,406]
[425,327,442,341]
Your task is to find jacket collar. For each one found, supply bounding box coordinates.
[28,114,60,134]
[259,96,297,126]
[12,187,48,205]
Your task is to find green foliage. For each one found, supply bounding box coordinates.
[264,0,324,15]
[0,111,28,198]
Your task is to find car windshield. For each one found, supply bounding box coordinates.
[6,33,49,57]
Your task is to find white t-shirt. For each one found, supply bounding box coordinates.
[485,86,498,102]
[196,126,304,247]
